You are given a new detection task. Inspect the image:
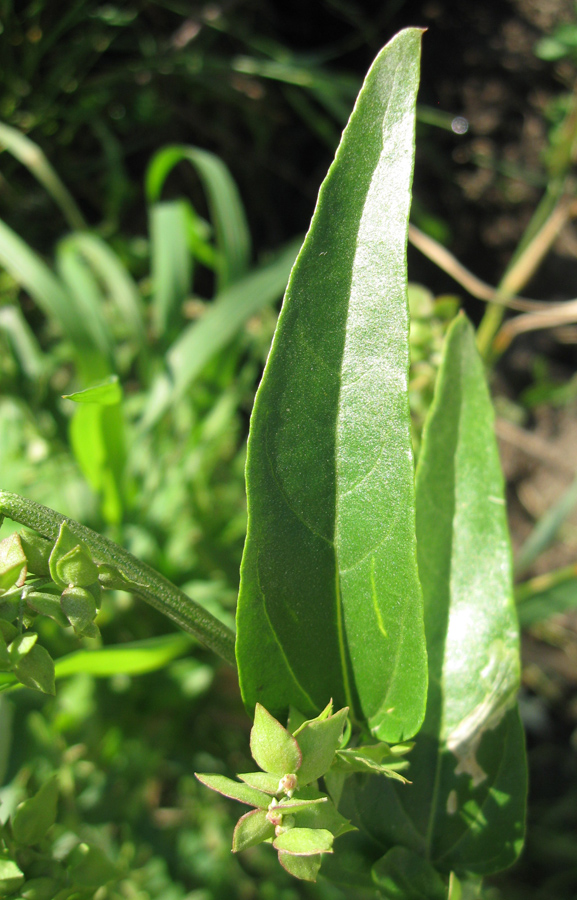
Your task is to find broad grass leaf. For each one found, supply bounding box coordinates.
[0,220,108,379]
[146,144,251,290]
[517,577,577,627]
[0,122,85,229]
[149,200,192,338]
[60,233,146,348]
[140,241,300,429]
[63,375,122,406]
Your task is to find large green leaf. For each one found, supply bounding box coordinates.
[236,29,427,741]
[351,315,526,877]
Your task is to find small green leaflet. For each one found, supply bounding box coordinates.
[62,375,122,406]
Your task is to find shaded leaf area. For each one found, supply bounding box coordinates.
[372,846,447,900]
[236,28,427,743]
[342,316,526,879]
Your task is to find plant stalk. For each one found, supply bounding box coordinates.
[515,562,577,604]
[0,491,237,668]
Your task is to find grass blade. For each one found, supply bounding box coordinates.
[0,634,195,693]
[61,233,146,348]
[55,239,113,363]
[149,200,192,338]
[140,239,301,430]
[146,144,251,290]
[0,305,47,380]
[0,218,107,369]
[0,121,86,230]
[515,473,577,577]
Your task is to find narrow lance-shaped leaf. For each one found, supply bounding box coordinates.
[236,28,427,741]
[352,315,526,876]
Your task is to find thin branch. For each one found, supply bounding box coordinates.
[496,297,577,350]
[408,224,545,312]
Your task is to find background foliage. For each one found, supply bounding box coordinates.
[1,1,577,898]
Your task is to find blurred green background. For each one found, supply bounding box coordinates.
[1,1,577,898]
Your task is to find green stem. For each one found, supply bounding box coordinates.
[515,562,577,604]
[0,491,237,668]
[476,185,564,362]
[476,91,577,361]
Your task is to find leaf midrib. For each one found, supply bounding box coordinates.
[333,57,401,719]
[424,333,464,860]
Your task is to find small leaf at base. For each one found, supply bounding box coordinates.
[273,827,333,855]
[250,704,302,776]
[278,851,323,882]
[232,808,275,852]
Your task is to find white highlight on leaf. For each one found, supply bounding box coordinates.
[446,640,518,787]
[446,790,458,815]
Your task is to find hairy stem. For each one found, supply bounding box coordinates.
[0,491,237,667]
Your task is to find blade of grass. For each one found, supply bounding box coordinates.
[0,218,108,367]
[0,305,47,380]
[0,122,86,230]
[0,634,195,693]
[140,239,301,430]
[61,233,146,348]
[56,633,194,677]
[146,144,251,290]
[515,473,577,577]
[55,239,113,365]
[149,200,192,338]
[516,563,577,626]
